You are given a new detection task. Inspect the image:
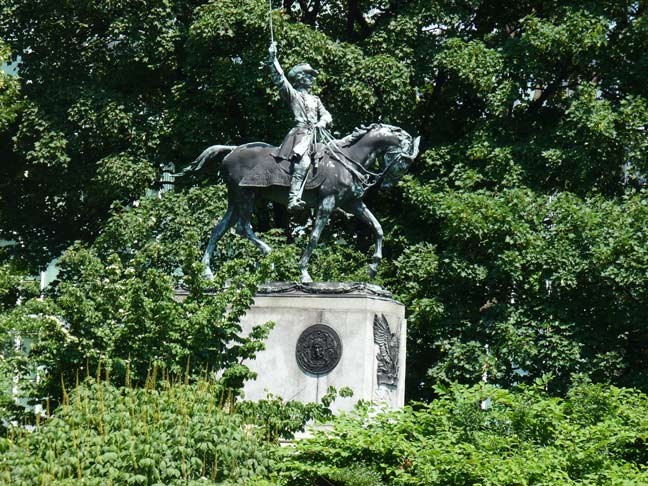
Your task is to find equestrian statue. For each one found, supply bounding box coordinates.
[176,42,421,283]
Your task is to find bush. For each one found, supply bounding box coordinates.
[0,246,274,417]
[237,386,353,443]
[277,382,648,485]
[0,378,273,485]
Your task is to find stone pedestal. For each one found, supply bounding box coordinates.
[237,282,406,414]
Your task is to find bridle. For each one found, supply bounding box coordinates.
[319,127,418,190]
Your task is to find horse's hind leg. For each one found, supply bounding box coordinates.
[237,190,272,256]
[240,222,272,256]
[202,204,236,280]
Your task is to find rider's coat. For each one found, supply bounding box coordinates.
[269,61,332,161]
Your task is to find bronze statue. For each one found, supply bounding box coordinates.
[268,42,332,211]
[177,123,420,283]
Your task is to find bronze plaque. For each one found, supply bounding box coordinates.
[295,324,342,375]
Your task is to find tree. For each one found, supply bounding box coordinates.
[0,40,20,132]
[0,262,37,433]
[377,0,648,398]
[0,0,413,266]
[1,0,647,401]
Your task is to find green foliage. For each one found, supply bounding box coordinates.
[0,264,43,432]
[1,0,648,401]
[0,263,31,311]
[0,40,21,131]
[393,187,648,397]
[384,0,647,399]
[237,386,353,443]
[278,382,648,485]
[0,186,266,415]
[318,464,384,486]
[0,185,375,421]
[3,246,272,413]
[0,378,273,485]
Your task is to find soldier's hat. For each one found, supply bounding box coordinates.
[287,63,319,80]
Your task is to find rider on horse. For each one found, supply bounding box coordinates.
[268,42,332,211]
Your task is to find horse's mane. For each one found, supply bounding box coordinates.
[338,123,411,147]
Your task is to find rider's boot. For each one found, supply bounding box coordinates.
[288,159,308,212]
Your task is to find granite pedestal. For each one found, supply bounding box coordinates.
[237,282,406,413]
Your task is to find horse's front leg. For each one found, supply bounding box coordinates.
[202,205,236,280]
[299,195,335,283]
[349,200,383,278]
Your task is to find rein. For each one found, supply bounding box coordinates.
[319,128,400,190]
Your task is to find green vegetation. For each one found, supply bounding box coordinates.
[1,0,646,399]
[279,382,648,484]
[0,378,274,485]
[1,0,648,484]
[0,193,277,413]
[0,40,20,131]
[2,379,647,485]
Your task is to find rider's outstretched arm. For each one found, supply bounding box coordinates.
[268,42,295,101]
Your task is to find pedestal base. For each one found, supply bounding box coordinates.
[239,282,406,413]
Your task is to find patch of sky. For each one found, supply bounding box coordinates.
[1,55,20,76]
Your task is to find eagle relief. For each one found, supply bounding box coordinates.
[373,314,400,386]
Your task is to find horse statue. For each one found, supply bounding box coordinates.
[177,123,421,283]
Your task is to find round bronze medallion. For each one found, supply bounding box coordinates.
[295,324,342,375]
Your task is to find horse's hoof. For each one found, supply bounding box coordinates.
[288,199,307,213]
[203,267,215,281]
[368,264,378,279]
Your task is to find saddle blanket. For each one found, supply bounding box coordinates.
[238,150,330,190]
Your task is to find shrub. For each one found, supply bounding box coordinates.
[278,382,648,485]
[0,378,273,485]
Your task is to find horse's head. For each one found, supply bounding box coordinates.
[371,124,421,188]
[337,123,421,188]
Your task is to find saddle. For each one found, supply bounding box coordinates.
[238,144,331,190]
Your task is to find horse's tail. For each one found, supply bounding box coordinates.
[174,145,237,177]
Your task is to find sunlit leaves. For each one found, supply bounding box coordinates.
[0,379,273,484]
[279,382,648,484]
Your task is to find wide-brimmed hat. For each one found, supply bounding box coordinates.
[287,63,318,80]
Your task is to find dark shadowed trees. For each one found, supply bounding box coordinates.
[1,0,647,401]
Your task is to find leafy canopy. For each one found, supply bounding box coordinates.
[0,0,647,400]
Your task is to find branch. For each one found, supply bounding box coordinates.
[295,0,323,25]
[527,63,578,113]
[528,82,561,112]
[347,0,390,40]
